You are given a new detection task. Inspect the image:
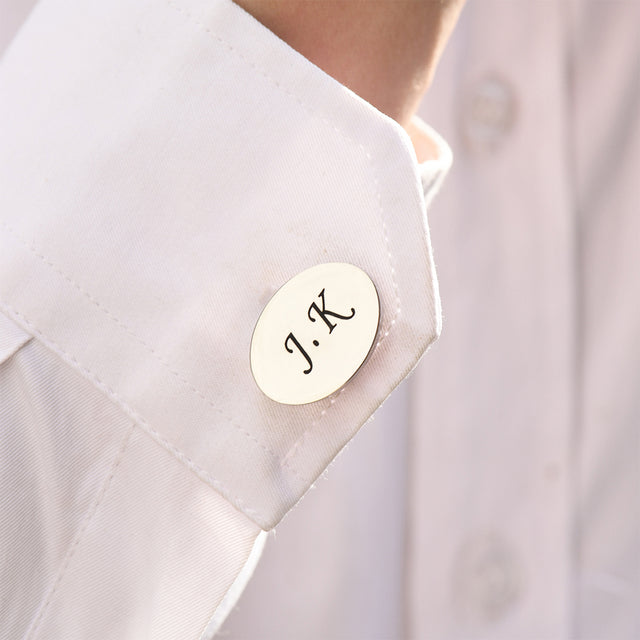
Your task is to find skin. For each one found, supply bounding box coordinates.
[235,0,465,158]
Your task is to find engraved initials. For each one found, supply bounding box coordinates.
[285,332,313,374]
[284,288,357,375]
[307,289,356,333]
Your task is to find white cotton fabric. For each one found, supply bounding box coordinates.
[0,0,451,637]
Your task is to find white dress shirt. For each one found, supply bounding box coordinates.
[0,1,451,638]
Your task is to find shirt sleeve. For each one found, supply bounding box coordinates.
[0,0,451,637]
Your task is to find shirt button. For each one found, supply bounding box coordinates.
[250,263,380,405]
[462,74,517,152]
[452,532,524,625]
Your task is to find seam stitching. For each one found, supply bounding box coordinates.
[0,220,291,475]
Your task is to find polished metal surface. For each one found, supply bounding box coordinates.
[250,263,380,405]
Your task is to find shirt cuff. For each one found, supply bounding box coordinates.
[0,0,449,532]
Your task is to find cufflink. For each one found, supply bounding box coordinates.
[250,263,380,405]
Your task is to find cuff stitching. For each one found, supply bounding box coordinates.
[0,220,302,485]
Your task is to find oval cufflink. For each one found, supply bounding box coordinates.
[250,263,380,405]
